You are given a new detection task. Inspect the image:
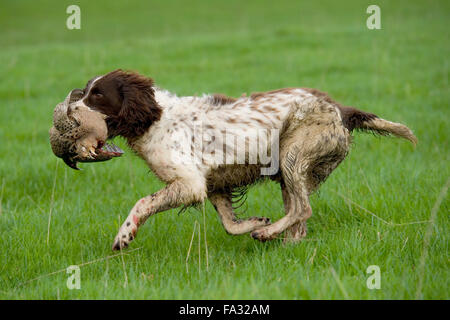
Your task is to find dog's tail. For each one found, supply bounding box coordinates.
[338,106,417,146]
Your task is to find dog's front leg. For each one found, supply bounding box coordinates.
[112,179,206,250]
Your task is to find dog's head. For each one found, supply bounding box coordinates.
[73,69,162,139]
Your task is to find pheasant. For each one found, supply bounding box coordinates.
[49,89,123,169]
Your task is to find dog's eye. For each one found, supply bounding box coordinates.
[92,88,103,98]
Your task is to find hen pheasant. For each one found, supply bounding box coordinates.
[49,89,123,169]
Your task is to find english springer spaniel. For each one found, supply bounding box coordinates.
[70,69,417,250]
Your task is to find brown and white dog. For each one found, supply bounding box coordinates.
[71,69,417,250]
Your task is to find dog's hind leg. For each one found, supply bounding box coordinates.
[209,193,271,235]
[251,141,312,242]
[280,182,307,243]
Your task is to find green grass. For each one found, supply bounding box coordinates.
[0,0,448,299]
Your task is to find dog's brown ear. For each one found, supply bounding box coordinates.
[109,70,162,139]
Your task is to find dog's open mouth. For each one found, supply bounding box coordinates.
[93,141,125,160]
[63,142,124,170]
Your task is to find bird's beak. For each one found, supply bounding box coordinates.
[63,157,80,170]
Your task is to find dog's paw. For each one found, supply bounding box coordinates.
[250,226,276,242]
[112,215,139,251]
[283,222,307,244]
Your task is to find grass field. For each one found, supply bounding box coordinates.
[0,0,448,299]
